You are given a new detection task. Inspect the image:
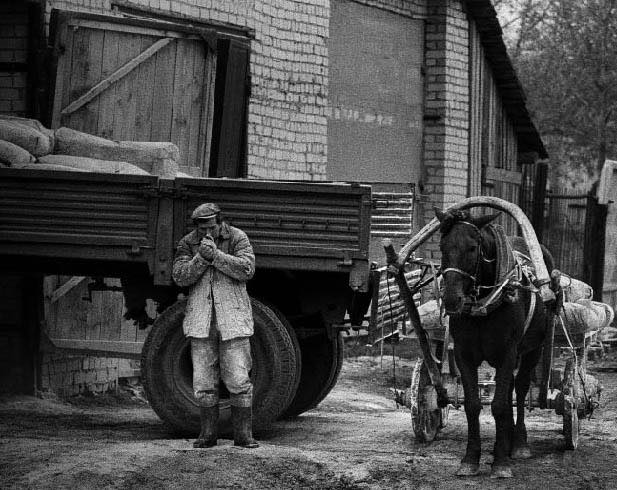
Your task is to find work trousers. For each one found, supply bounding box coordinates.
[190,322,253,408]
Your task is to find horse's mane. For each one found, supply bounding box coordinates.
[439,210,472,235]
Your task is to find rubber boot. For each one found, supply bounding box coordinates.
[193,406,218,448]
[231,406,259,448]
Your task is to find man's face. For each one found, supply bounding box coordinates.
[196,218,220,240]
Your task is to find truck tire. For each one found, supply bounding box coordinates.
[281,331,344,418]
[141,297,300,435]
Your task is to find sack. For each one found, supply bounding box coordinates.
[54,127,179,177]
[0,139,36,166]
[0,119,52,157]
[0,115,55,150]
[39,154,150,175]
[11,162,86,172]
[559,275,593,302]
[557,299,614,341]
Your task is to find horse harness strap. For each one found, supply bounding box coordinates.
[469,224,538,319]
[440,221,541,320]
[521,290,537,337]
[441,267,476,282]
[441,220,483,288]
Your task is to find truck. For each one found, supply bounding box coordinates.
[0,167,372,433]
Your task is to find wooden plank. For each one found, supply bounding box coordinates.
[109,33,140,140]
[50,16,72,128]
[70,27,105,134]
[61,37,172,117]
[170,39,195,170]
[52,276,71,340]
[85,289,102,341]
[49,276,86,304]
[134,35,158,141]
[113,33,144,140]
[46,337,144,358]
[64,279,89,341]
[150,39,176,142]
[68,17,203,41]
[97,30,120,139]
[65,26,89,130]
[198,48,217,176]
[187,40,206,173]
[485,167,522,186]
[99,287,121,342]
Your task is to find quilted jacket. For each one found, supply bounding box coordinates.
[172,222,255,340]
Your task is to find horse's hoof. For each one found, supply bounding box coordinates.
[490,465,513,479]
[511,446,532,459]
[456,463,480,476]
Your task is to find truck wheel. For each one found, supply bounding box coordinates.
[141,298,300,435]
[281,330,344,418]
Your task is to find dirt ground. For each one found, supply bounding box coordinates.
[2,345,617,490]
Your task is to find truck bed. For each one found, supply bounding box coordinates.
[0,168,371,284]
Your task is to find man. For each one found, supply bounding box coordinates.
[172,202,258,449]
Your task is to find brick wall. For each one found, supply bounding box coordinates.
[46,0,330,181]
[40,353,119,396]
[0,2,29,116]
[421,0,470,258]
[351,0,426,18]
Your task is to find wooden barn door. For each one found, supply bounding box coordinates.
[49,10,217,177]
[43,11,218,367]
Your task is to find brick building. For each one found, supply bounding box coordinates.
[1,0,545,395]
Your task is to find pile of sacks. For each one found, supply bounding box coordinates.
[557,274,615,342]
[0,115,180,178]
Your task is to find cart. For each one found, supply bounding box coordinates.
[384,196,610,449]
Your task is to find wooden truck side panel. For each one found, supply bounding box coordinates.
[0,168,159,272]
[0,168,372,290]
[172,176,372,276]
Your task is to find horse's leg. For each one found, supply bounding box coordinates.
[508,374,515,446]
[511,349,542,459]
[490,349,517,478]
[454,348,482,476]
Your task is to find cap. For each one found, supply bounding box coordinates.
[191,202,221,221]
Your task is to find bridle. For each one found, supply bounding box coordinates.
[441,220,495,298]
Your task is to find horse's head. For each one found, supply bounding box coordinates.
[435,208,500,316]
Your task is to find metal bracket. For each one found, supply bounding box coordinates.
[337,253,353,268]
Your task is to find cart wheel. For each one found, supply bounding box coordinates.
[562,358,580,450]
[410,358,446,442]
[563,396,580,450]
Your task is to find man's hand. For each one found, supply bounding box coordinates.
[198,237,217,261]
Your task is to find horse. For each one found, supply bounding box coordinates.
[435,208,554,479]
